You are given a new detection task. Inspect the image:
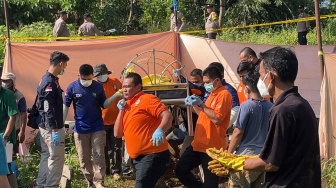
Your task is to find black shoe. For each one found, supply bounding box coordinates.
[122,168,133,176]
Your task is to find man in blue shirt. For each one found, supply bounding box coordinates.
[36,51,69,188]
[227,70,272,187]
[205,62,239,107]
[63,64,122,188]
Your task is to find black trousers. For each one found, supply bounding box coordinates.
[133,150,170,188]
[298,31,308,45]
[175,146,219,188]
[104,125,122,174]
[207,33,217,39]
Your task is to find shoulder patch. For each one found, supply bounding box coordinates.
[212,12,218,20]
[45,86,52,92]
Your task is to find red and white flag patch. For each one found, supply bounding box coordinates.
[45,86,52,92]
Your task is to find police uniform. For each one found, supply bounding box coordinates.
[53,18,70,37]
[78,22,107,36]
[170,12,186,32]
[78,13,107,36]
[36,71,65,188]
[297,8,309,45]
[205,7,219,39]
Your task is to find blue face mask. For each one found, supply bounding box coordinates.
[204,81,215,92]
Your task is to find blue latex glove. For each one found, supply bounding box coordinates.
[151,129,164,146]
[184,96,193,106]
[117,99,126,110]
[189,95,203,106]
[51,131,61,146]
[173,69,181,78]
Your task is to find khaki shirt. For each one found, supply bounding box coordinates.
[170,12,186,32]
[297,12,310,32]
[79,22,106,36]
[205,11,219,34]
[53,18,70,37]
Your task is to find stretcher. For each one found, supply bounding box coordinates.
[122,49,194,136]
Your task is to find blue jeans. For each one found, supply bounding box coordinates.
[175,146,218,188]
[133,150,170,188]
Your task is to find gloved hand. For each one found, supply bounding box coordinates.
[51,131,61,146]
[184,96,193,106]
[150,129,164,146]
[173,69,181,78]
[206,148,258,171]
[208,160,230,177]
[189,95,203,106]
[117,99,127,110]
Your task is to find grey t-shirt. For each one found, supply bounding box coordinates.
[234,98,273,155]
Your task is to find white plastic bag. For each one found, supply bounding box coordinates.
[6,143,13,163]
[19,143,30,156]
[19,143,32,162]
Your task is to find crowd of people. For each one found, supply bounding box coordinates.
[0,45,321,188]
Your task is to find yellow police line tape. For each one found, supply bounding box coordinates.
[0,35,126,41]
[181,13,336,34]
[0,13,335,41]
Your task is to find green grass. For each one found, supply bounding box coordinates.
[16,134,136,188]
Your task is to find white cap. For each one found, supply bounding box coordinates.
[1,72,16,83]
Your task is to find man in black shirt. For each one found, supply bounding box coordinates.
[243,46,321,188]
[36,51,70,188]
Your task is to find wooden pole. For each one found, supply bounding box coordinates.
[3,0,13,69]
[314,0,324,79]
[173,0,178,31]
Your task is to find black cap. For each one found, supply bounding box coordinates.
[298,5,304,9]
[83,13,91,19]
[59,10,67,15]
[205,4,214,8]
[93,64,112,77]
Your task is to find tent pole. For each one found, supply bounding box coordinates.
[314,0,324,79]
[173,0,178,31]
[3,0,13,69]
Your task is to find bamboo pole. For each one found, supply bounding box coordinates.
[3,0,13,69]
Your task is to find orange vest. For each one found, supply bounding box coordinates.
[101,77,122,125]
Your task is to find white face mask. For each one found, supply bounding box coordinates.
[97,74,108,82]
[257,72,271,98]
[80,79,92,87]
[59,65,66,75]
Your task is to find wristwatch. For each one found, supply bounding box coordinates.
[3,135,9,140]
